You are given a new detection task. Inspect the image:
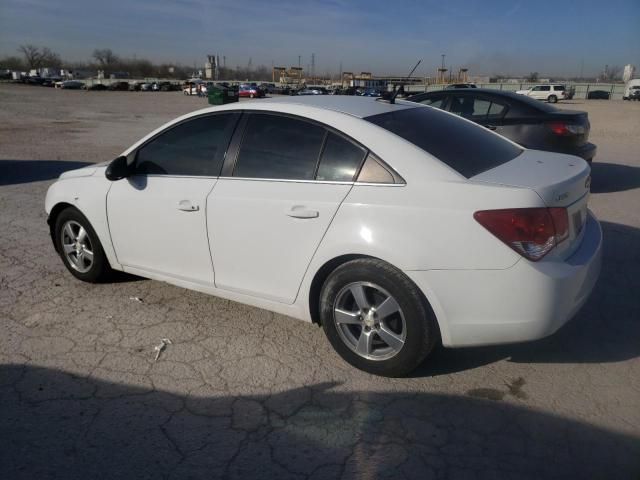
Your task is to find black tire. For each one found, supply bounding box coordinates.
[54,207,111,283]
[319,258,438,377]
[548,95,557,103]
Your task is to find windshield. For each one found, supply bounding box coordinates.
[365,106,522,178]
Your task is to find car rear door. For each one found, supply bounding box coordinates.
[207,112,367,304]
[106,113,239,285]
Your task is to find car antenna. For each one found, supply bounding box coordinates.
[388,59,422,104]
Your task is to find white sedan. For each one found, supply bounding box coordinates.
[45,96,602,376]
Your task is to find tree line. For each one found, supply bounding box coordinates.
[0,45,274,80]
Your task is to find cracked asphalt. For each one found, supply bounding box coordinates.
[1,84,639,479]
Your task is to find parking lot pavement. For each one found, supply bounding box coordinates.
[1,84,639,479]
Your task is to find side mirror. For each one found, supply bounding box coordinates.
[105,156,131,181]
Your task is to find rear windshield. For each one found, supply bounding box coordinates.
[365,107,522,178]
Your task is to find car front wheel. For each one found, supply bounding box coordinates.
[548,94,558,103]
[320,258,438,377]
[54,207,111,282]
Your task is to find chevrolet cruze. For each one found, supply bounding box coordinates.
[45,96,602,376]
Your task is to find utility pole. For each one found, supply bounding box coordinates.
[223,56,226,68]
[298,55,301,68]
[441,54,446,70]
[311,53,315,80]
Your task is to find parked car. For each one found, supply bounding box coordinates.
[84,83,108,91]
[183,83,207,96]
[445,83,477,89]
[108,81,129,91]
[362,88,383,97]
[587,90,610,100]
[516,84,566,103]
[628,86,640,101]
[623,79,640,100]
[260,83,277,94]
[57,80,84,89]
[45,96,602,377]
[238,84,264,98]
[139,83,153,91]
[298,87,328,95]
[41,77,61,87]
[407,89,596,162]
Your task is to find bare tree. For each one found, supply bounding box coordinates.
[601,65,622,82]
[92,49,119,68]
[18,44,41,69]
[527,72,539,82]
[17,44,61,70]
[40,47,61,67]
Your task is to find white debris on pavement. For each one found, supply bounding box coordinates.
[153,338,172,362]
[129,296,144,303]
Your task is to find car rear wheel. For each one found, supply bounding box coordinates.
[319,258,438,377]
[548,95,557,103]
[54,207,111,283]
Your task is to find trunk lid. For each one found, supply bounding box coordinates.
[544,110,590,146]
[472,149,591,259]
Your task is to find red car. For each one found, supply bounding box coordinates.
[238,85,265,98]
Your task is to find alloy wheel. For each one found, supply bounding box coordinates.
[333,282,407,361]
[60,220,94,273]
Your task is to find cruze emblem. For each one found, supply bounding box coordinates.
[585,175,591,190]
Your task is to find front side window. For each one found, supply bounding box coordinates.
[135,113,238,176]
[234,114,325,180]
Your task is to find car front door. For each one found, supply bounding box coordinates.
[207,113,367,304]
[107,113,239,285]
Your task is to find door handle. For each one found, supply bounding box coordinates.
[485,125,497,130]
[178,200,199,212]
[286,206,319,219]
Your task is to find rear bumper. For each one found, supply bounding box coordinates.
[407,211,602,348]
[571,142,597,163]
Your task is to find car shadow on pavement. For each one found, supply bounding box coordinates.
[0,160,93,186]
[590,162,640,193]
[414,220,640,377]
[1,364,638,479]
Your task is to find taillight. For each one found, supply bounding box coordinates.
[474,207,569,261]
[547,122,585,136]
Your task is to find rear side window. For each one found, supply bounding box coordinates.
[418,95,447,109]
[234,114,325,180]
[554,85,565,91]
[135,113,239,176]
[316,133,366,182]
[365,107,522,178]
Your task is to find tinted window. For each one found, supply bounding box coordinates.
[357,153,395,183]
[234,114,325,180]
[554,85,565,91]
[487,101,507,118]
[450,95,491,119]
[316,133,366,182]
[421,96,447,109]
[365,107,522,178]
[135,114,238,176]
[540,86,551,91]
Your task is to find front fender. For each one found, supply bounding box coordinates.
[45,170,122,270]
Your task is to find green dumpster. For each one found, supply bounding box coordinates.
[208,85,239,105]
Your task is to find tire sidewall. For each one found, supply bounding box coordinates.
[320,259,436,377]
[548,95,557,103]
[54,207,108,282]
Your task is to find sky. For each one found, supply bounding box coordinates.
[1,0,638,77]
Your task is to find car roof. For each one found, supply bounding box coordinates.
[260,95,415,118]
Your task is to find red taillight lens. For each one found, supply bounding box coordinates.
[474,207,569,261]
[547,122,585,136]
